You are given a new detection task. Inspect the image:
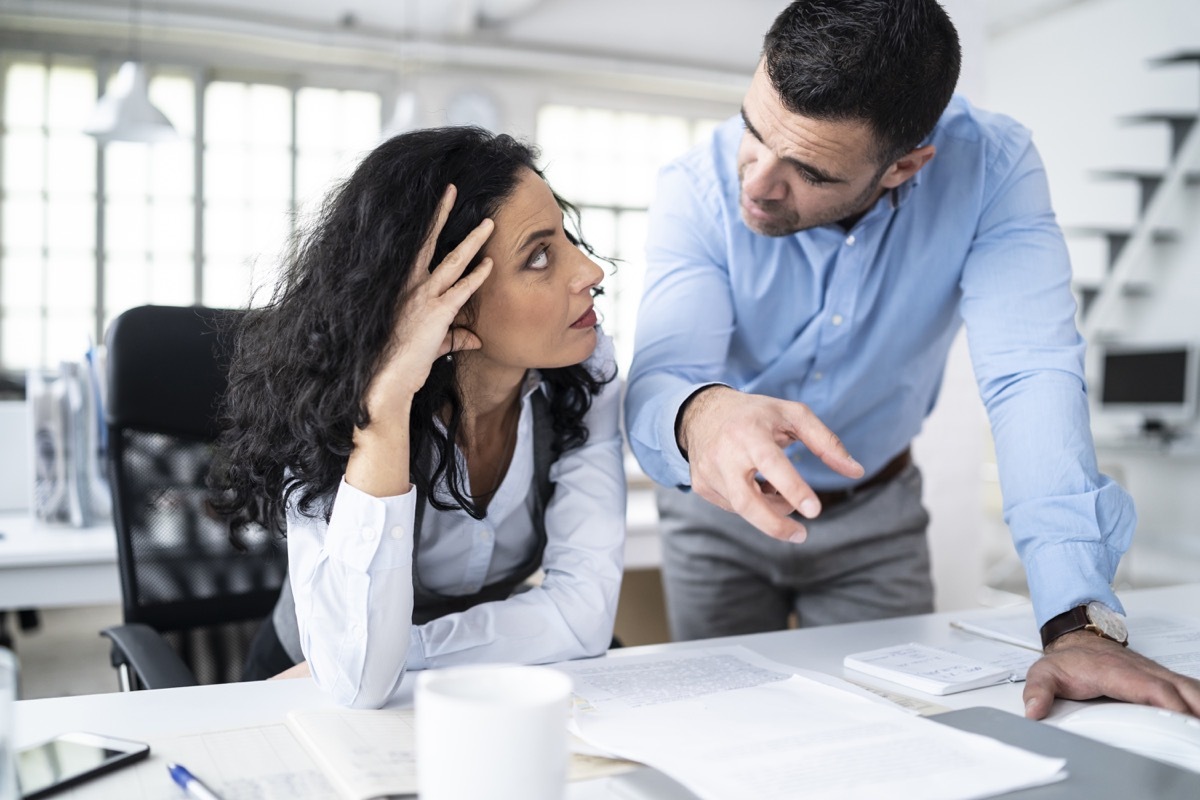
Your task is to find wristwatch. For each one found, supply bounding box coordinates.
[1039,601,1129,649]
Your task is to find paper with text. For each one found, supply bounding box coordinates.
[558,646,1066,800]
[843,643,1013,695]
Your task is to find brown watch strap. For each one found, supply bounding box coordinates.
[1040,606,1091,649]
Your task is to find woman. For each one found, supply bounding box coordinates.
[214,127,626,708]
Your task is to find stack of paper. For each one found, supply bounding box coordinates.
[557,646,1066,800]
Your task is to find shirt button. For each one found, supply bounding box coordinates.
[845,234,856,246]
[831,314,844,326]
[350,624,365,639]
[812,371,824,381]
[478,528,491,541]
[360,526,377,542]
[389,525,405,540]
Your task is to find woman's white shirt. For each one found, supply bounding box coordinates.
[286,335,626,708]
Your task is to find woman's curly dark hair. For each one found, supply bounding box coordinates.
[211,126,614,542]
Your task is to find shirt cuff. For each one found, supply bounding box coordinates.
[323,478,417,572]
[406,625,428,671]
[1023,539,1125,628]
[658,381,728,488]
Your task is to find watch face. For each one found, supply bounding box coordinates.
[1086,601,1129,642]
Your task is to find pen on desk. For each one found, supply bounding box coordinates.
[167,762,223,800]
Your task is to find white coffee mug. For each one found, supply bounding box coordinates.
[415,664,573,800]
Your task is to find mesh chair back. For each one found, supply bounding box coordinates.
[106,305,286,684]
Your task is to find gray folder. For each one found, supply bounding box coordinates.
[929,706,1200,799]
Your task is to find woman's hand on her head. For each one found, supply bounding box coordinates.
[362,185,494,426]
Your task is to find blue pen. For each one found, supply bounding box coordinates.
[167,762,223,800]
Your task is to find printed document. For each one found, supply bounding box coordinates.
[558,646,1066,800]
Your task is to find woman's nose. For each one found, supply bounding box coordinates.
[570,249,605,293]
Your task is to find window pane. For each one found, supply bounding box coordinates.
[2,253,43,308]
[106,142,150,198]
[46,66,97,132]
[46,135,96,196]
[205,145,247,201]
[249,149,291,202]
[204,203,249,257]
[3,133,45,192]
[2,309,42,370]
[5,63,46,129]
[149,74,195,137]
[202,258,254,308]
[3,196,45,249]
[47,198,96,253]
[149,142,194,199]
[247,84,291,146]
[104,257,151,314]
[146,257,194,306]
[45,258,94,309]
[105,200,149,255]
[45,309,95,361]
[296,88,339,149]
[149,202,193,256]
[205,82,246,144]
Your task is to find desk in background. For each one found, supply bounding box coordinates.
[0,512,118,609]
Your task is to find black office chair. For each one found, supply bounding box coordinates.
[100,304,286,690]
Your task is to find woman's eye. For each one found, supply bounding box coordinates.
[528,245,550,270]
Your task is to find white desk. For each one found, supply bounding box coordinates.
[0,512,119,608]
[14,583,1199,798]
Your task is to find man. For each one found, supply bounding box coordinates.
[624,0,1200,718]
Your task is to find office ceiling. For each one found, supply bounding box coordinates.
[3,0,1095,76]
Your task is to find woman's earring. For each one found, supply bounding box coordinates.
[443,353,453,363]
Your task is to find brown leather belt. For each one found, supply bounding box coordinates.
[813,448,912,509]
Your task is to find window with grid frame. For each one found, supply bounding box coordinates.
[0,55,381,373]
[536,105,724,373]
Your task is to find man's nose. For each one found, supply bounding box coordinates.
[742,154,788,202]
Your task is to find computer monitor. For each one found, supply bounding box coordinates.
[1096,343,1199,432]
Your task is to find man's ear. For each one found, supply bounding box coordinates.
[879,145,936,190]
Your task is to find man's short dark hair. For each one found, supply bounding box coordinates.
[762,0,961,164]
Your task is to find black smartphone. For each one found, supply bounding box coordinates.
[15,731,150,799]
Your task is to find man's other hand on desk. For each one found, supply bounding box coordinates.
[1023,631,1200,719]
[678,387,864,542]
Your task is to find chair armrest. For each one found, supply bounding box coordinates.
[100,623,199,690]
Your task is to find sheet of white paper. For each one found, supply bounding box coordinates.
[560,647,1066,800]
[1127,614,1200,679]
[950,607,1041,651]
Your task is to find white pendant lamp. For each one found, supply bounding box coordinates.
[83,61,178,144]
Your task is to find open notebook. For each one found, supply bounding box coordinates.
[285,707,635,800]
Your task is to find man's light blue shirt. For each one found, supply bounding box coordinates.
[625,95,1136,627]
